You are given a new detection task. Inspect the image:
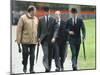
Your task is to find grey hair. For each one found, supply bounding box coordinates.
[27,5,36,12]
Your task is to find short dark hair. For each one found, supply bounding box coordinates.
[43,6,50,12]
[27,5,36,12]
[71,8,78,13]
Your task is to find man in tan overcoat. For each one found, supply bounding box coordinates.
[16,5,39,73]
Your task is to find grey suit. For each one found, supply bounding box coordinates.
[38,16,56,71]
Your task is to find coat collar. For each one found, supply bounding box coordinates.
[26,13,34,19]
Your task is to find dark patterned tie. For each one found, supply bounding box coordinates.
[46,15,49,30]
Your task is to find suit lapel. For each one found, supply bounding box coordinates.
[70,18,73,26]
[43,16,46,25]
[59,20,62,28]
[43,16,49,30]
[76,18,78,25]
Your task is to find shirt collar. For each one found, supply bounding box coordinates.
[72,16,78,20]
[72,16,78,24]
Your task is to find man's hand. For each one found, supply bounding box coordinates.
[81,37,85,43]
[68,31,74,35]
[18,44,21,53]
[38,38,41,45]
[51,38,55,43]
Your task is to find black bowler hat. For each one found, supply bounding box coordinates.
[71,8,78,13]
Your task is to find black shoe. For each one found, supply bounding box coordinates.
[55,68,60,72]
[30,70,35,73]
[23,65,27,73]
[61,64,64,71]
[61,68,64,71]
[45,69,50,72]
[73,67,77,71]
[30,66,35,73]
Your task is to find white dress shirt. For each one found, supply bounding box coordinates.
[72,16,77,25]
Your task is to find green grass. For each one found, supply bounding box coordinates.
[67,19,96,70]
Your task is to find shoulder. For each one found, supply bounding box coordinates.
[49,16,54,20]
[19,14,28,22]
[49,16,56,22]
[67,18,72,22]
[34,16,38,19]
[20,14,27,19]
[33,16,39,23]
[38,16,44,24]
[67,17,72,21]
[77,17,83,21]
[39,16,44,20]
[18,14,26,22]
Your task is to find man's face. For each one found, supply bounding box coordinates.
[31,10,36,16]
[55,11,61,21]
[44,10,50,16]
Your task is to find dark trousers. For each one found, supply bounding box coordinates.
[69,42,80,68]
[48,42,61,71]
[41,38,49,71]
[22,44,35,70]
[58,41,67,69]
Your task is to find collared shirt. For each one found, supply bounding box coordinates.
[45,15,50,23]
[56,17,61,26]
[72,16,77,25]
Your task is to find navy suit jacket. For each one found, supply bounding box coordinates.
[53,20,68,42]
[66,18,86,44]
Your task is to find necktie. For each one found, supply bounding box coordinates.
[46,15,49,29]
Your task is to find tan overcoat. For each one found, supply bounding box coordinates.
[16,13,39,44]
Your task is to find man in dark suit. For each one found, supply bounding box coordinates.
[52,11,68,71]
[65,8,86,71]
[38,6,57,72]
[48,20,61,72]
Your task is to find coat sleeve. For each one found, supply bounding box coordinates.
[37,18,41,39]
[65,20,70,34]
[81,19,86,40]
[16,16,24,44]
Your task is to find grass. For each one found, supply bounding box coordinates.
[67,19,96,70]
